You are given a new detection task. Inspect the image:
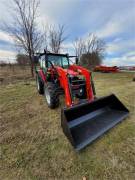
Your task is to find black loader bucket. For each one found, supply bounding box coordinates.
[61,94,129,151]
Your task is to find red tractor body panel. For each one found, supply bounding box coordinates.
[38,64,94,107]
[55,66,73,106]
[39,69,47,82]
[69,65,94,102]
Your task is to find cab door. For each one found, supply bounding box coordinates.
[39,55,47,74]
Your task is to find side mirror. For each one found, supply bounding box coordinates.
[33,56,39,64]
[75,57,79,64]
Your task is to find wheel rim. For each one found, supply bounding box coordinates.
[45,87,51,105]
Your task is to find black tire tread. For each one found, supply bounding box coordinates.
[36,75,44,94]
[44,82,59,109]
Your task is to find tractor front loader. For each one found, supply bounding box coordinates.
[34,50,129,151]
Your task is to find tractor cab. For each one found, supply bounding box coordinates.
[34,52,70,70]
[47,54,70,69]
[34,51,78,71]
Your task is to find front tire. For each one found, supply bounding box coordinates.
[44,82,59,109]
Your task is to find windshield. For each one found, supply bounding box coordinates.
[47,55,69,68]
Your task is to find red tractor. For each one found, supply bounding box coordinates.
[34,50,129,151]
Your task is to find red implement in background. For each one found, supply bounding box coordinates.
[94,65,119,73]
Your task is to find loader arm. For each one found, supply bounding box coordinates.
[55,66,73,107]
[69,65,94,102]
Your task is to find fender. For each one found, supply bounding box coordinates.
[38,69,46,82]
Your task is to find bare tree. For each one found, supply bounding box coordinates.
[85,33,105,55]
[2,0,43,76]
[73,33,105,69]
[48,24,67,53]
[73,33,105,58]
[42,23,48,51]
[73,37,85,58]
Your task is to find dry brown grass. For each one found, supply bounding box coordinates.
[0,65,32,85]
[0,67,135,179]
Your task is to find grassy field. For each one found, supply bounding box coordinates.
[0,67,135,180]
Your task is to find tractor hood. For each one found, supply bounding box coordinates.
[65,69,79,76]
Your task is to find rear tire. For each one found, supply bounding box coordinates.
[36,75,44,94]
[44,82,59,109]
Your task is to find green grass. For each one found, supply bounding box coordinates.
[0,72,135,180]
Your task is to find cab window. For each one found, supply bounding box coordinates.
[39,55,45,68]
[47,55,69,68]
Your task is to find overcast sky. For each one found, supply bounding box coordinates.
[0,0,135,66]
